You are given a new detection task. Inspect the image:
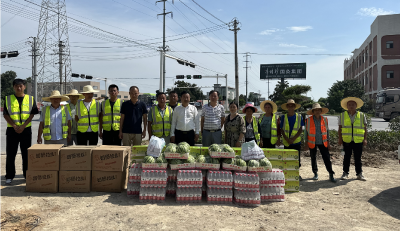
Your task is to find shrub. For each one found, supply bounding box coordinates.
[389,116,400,132]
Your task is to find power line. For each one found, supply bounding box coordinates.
[190,0,228,25]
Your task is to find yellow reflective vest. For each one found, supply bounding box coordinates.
[151,105,172,137]
[258,113,279,145]
[102,99,123,131]
[341,111,365,143]
[167,102,181,107]
[43,106,68,140]
[282,113,302,147]
[5,95,33,127]
[243,115,260,145]
[76,99,100,133]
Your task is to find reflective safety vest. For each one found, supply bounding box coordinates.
[282,113,302,147]
[101,99,123,131]
[243,115,260,145]
[341,111,365,143]
[167,102,181,107]
[258,113,279,145]
[43,106,68,140]
[76,99,100,133]
[306,115,328,148]
[151,105,172,137]
[5,95,33,127]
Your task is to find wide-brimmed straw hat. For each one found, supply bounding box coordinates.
[64,89,84,99]
[260,100,278,113]
[242,103,258,113]
[307,103,329,115]
[341,97,364,110]
[42,90,70,102]
[281,99,301,110]
[80,85,99,94]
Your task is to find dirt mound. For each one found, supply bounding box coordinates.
[1,210,41,231]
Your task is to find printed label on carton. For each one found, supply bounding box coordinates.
[284,181,300,192]
[283,149,299,161]
[165,152,189,159]
[131,145,148,157]
[262,148,283,160]
[26,170,58,193]
[196,163,220,170]
[270,161,284,170]
[209,151,235,158]
[284,170,300,181]
[232,148,241,156]
[248,166,272,173]
[222,163,247,172]
[200,147,209,156]
[142,163,168,170]
[190,147,202,157]
[285,161,300,170]
[169,163,196,170]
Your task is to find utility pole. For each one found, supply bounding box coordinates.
[230,18,240,106]
[267,79,270,100]
[243,52,250,102]
[29,37,38,101]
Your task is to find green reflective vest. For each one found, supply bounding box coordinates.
[151,105,172,137]
[258,113,279,145]
[243,115,260,145]
[282,113,302,147]
[341,111,365,143]
[76,99,100,133]
[102,99,123,131]
[43,106,68,140]
[5,95,33,127]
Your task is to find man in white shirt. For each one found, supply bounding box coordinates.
[170,91,200,146]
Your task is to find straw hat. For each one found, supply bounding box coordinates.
[307,103,329,115]
[64,89,84,99]
[242,103,258,113]
[260,100,278,113]
[42,90,70,102]
[341,97,364,110]
[281,99,301,110]
[80,85,99,94]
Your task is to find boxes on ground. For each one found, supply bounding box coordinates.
[270,161,284,170]
[284,161,299,170]
[28,144,63,170]
[262,148,283,161]
[26,170,58,193]
[59,171,91,193]
[190,146,202,157]
[284,170,300,181]
[91,170,128,192]
[92,146,130,171]
[283,149,299,161]
[60,146,93,170]
[284,181,300,192]
[232,147,241,156]
[131,145,148,163]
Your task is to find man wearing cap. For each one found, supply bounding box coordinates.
[167,91,181,110]
[3,79,39,184]
[242,103,260,144]
[201,90,225,146]
[75,85,101,145]
[37,90,72,146]
[99,84,123,145]
[65,89,84,145]
[338,97,368,181]
[148,92,172,144]
[280,99,304,180]
[304,103,336,183]
[259,100,281,148]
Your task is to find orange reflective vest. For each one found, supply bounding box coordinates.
[306,115,328,148]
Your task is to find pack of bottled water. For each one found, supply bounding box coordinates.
[166,182,177,196]
[127,182,140,197]
[260,186,285,202]
[167,168,178,182]
[176,187,202,203]
[258,169,285,187]
[129,163,142,183]
[202,170,208,182]
[233,189,261,207]
[140,170,168,187]
[176,170,202,187]
[233,172,260,189]
[139,186,166,203]
[206,187,233,204]
[207,170,233,188]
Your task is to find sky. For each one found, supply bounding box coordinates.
[1,0,400,101]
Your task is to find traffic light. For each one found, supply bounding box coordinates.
[177,60,185,65]
[80,74,86,78]
[176,75,185,79]
[86,75,93,79]
[193,75,202,79]
[186,75,192,79]
[1,52,6,58]
[71,73,79,77]
[7,51,19,58]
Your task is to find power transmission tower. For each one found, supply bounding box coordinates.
[243,52,250,102]
[229,18,240,106]
[36,0,73,101]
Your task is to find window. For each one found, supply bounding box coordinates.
[124,96,128,98]
[80,86,83,90]
[386,41,394,49]
[386,95,395,103]
[93,86,98,90]
[118,95,121,98]
[94,94,98,97]
[387,71,394,79]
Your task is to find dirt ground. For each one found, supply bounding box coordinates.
[1,153,399,231]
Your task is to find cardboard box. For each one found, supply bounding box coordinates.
[28,144,63,171]
[283,149,299,161]
[209,151,235,158]
[284,181,300,192]
[59,171,91,193]
[142,163,168,170]
[91,169,128,192]
[232,148,241,156]
[284,161,300,170]
[196,163,220,170]
[131,145,148,157]
[60,146,92,170]
[284,170,300,181]
[190,146,202,157]
[170,163,196,170]
[131,156,144,164]
[222,163,247,172]
[248,166,272,173]
[262,148,283,161]
[200,147,209,156]
[92,146,130,171]
[270,161,284,170]
[165,152,189,159]
[26,170,58,193]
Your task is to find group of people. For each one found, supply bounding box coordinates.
[4,78,368,186]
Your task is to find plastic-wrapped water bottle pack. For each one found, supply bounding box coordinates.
[207,170,233,188]
[176,187,202,203]
[233,189,261,207]
[167,168,177,182]
[139,186,166,203]
[140,170,168,187]
[176,170,202,187]
[127,182,140,197]
[206,187,233,204]
[258,169,285,187]
[128,163,142,183]
[166,181,177,196]
[233,172,260,189]
[260,186,285,202]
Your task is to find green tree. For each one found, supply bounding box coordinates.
[269,81,289,104]
[231,94,246,106]
[282,85,313,111]
[1,71,17,106]
[166,80,204,102]
[318,97,328,107]
[326,79,365,113]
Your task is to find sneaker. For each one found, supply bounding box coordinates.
[340,173,349,180]
[357,174,366,181]
[329,174,337,183]
[299,175,303,181]
[312,173,319,180]
[5,179,12,184]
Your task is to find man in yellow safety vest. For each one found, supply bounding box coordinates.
[64,89,84,146]
[3,79,39,184]
[338,97,368,181]
[99,84,123,145]
[148,92,172,144]
[37,90,72,146]
[75,85,100,145]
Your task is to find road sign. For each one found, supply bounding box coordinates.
[260,63,306,80]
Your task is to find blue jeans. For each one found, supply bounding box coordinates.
[202,130,222,146]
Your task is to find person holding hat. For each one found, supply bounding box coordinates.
[243,103,260,144]
[75,85,101,145]
[37,90,72,146]
[259,100,281,148]
[99,84,123,145]
[280,99,304,179]
[304,103,336,183]
[64,89,84,145]
[338,97,367,181]
[224,102,246,147]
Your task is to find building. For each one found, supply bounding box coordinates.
[213,84,236,100]
[344,14,400,99]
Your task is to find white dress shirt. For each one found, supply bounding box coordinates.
[170,104,200,136]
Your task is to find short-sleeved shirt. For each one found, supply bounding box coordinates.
[120,100,148,134]
[201,104,225,130]
[39,105,72,140]
[280,114,305,145]
[260,116,272,138]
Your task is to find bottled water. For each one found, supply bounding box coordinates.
[207,170,233,188]
[127,182,140,198]
[177,170,202,187]
[207,187,233,204]
[234,189,260,207]
[129,163,142,183]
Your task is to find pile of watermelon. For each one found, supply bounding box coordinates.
[164,143,177,153]
[259,157,272,168]
[248,159,260,167]
[143,156,155,164]
[209,144,221,152]
[177,142,190,154]
[156,153,167,164]
[222,144,234,153]
[183,155,196,164]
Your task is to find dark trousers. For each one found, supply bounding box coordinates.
[6,131,31,179]
[343,141,363,175]
[77,131,99,146]
[261,138,276,149]
[102,130,122,146]
[310,144,334,175]
[175,130,195,146]
[284,144,301,167]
